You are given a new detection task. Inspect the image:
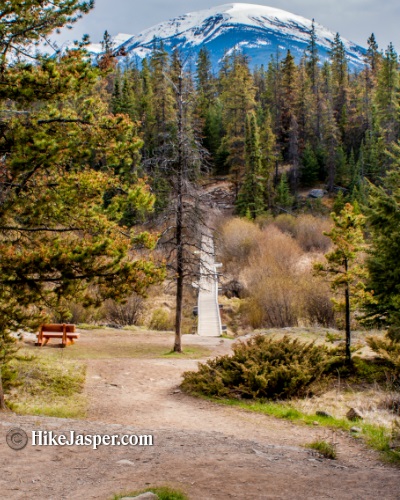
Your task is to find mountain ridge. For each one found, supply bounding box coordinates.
[83,3,366,70]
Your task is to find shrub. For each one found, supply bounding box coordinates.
[243,276,301,328]
[301,279,336,327]
[379,394,400,415]
[149,308,174,331]
[293,215,332,253]
[272,213,297,236]
[182,335,334,400]
[217,217,262,274]
[367,333,400,386]
[218,217,336,329]
[103,294,144,327]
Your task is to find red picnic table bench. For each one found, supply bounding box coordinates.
[35,324,79,348]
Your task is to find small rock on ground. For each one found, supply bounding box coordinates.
[346,408,364,421]
[316,411,333,418]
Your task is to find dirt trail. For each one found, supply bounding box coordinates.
[0,330,399,500]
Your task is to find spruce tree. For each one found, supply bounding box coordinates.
[260,110,277,207]
[219,54,256,191]
[300,143,319,186]
[306,19,320,95]
[275,173,294,209]
[375,43,400,147]
[236,113,265,218]
[364,147,400,330]
[366,33,381,77]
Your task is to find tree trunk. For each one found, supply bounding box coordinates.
[345,270,351,364]
[0,367,7,411]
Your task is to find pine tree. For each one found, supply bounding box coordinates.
[0,1,163,409]
[314,204,367,363]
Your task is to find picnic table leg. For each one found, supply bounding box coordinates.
[61,323,67,348]
[35,326,44,347]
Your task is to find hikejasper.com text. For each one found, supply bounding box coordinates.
[32,431,154,450]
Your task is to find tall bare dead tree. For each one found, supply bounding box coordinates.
[148,52,212,352]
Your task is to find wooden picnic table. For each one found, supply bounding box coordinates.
[35,324,79,348]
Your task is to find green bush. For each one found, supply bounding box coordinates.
[182,335,334,400]
[149,308,174,331]
[367,332,400,386]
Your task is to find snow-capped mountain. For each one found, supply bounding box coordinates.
[87,3,366,70]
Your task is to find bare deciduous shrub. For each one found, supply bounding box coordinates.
[301,279,336,327]
[103,294,144,327]
[379,394,400,415]
[244,276,302,328]
[218,218,262,275]
[293,215,332,253]
[272,213,297,236]
[218,217,336,329]
[241,227,303,328]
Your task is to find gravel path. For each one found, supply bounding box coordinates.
[0,331,399,499]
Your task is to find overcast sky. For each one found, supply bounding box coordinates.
[56,0,400,50]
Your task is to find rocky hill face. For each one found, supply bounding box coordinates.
[85,3,366,70]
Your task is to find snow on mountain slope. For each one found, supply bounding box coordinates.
[87,3,366,70]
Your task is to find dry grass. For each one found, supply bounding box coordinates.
[22,330,211,361]
[8,351,87,418]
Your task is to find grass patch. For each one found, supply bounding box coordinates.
[221,334,236,340]
[112,486,188,500]
[77,324,103,330]
[306,440,337,459]
[194,396,400,465]
[8,350,87,418]
[163,347,211,359]
[27,332,211,361]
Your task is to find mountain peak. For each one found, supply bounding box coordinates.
[87,3,366,70]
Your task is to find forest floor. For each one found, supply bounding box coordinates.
[0,328,399,499]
